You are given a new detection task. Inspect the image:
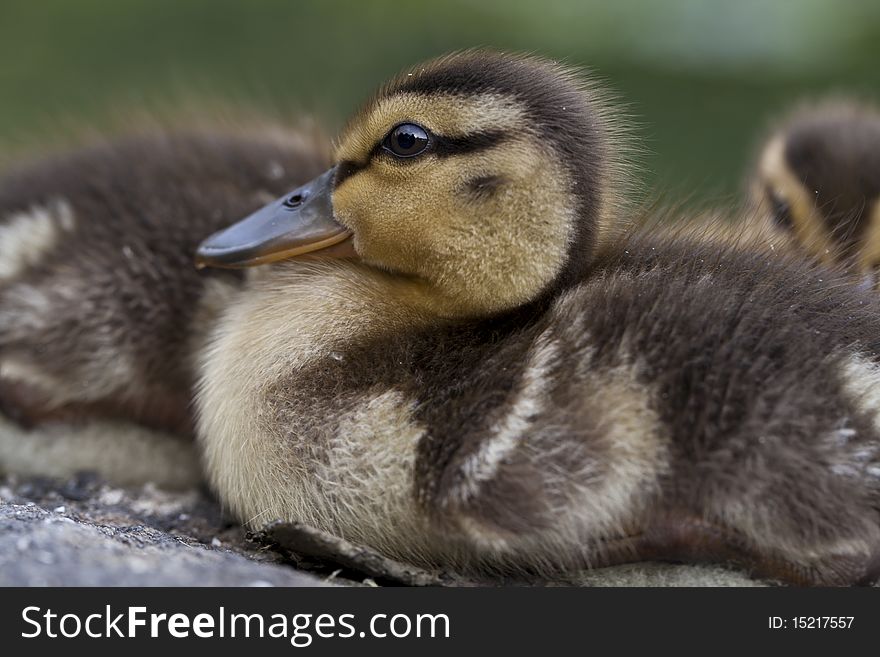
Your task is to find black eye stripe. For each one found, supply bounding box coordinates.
[334,128,510,188]
[334,160,368,188]
[374,128,507,162]
[432,130,507,157]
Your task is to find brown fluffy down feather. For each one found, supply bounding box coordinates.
[0,125,330,434]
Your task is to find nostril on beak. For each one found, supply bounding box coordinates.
[283,192,306,209]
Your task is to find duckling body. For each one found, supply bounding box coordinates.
[752,100,880,274]
[196,52,880,584]
[0,126,329,435]
[199,234,880,584]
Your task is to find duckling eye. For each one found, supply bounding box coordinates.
[383,123,430,158]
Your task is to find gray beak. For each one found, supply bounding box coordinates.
[195,167,353,268]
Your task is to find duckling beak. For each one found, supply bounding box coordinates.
[195,167,354,268]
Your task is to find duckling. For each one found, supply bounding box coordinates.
[750,100,880,277]
[0,123,330,486]
[195,50,880,585]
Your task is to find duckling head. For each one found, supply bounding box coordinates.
[197,50,625,316]
[751,100,880,272]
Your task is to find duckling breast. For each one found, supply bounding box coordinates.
[195,256,671,570]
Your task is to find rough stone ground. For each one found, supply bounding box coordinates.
[0,474,330,586]
[0,472,769,587]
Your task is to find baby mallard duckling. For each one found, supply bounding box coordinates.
[751,100,880,276]
[0,124,329,486]
[196,51,880,585]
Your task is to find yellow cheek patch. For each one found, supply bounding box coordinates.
[333,134,576,315]
[331,167,420,262]
[334,93,526,164]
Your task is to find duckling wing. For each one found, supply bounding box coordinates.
[408,236,880,585]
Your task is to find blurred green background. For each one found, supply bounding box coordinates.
[2,0,878,204]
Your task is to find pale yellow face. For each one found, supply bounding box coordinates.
[330,91,578,316]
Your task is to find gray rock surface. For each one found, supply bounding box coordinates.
[0,474,328,586]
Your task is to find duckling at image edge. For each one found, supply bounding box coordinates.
[195,50,880,585]
[0,122,330,487]
[751,99,880,277]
